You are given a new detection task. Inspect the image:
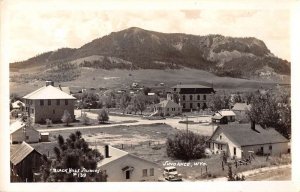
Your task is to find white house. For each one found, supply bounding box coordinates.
[213,110,236,123]
[208,122,289,159]
[153,99,182,116]
[10,120,40,144]
[96,145,160,182]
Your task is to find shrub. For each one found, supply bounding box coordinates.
[61,110,72,126]
[46,119,52,127]
[166,130,206,161]
[97,108,109,124]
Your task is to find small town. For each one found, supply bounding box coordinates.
[9,80,291,182]
[3,3,293,187]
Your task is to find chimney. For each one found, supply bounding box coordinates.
[104,145,109,158]
[59,84,62,90]
[251,121,255,131]
[46,81,54,87]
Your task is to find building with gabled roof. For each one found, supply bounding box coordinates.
[208,123,289,159]
[212,110,236,124]
[10,142,42,182]
[10,120,40,144]
[95,145,160,182]
[23,83,76,123]
[153,99,182,116]
[171,84,215,112]
[231,103,251,120]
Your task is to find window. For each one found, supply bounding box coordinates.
[219,135,222,140]
[189,95,193,100]
[150,168,154,176]
[48,100,51,106]
[56,99,60,105]
[190,103,193,109]
[65,99,68,105]
[203,95,206,100]
[197,95,200,100]
[183,95,186,101]
[126,170,130,179]
[142,169,147,177]
[233,147,236,156]
[269,145,272,150]
[183,103,186,109]
[40,100,44,106]
[31,108,34,113]
[221,145,223,150]
[197,103,200,108]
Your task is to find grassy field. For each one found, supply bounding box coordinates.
[10,68,280,96]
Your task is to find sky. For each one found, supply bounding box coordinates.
[3,1,291,63]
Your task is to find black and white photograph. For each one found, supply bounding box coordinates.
[0,0,299,191]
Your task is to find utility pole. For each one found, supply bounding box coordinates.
[186,115,188,133]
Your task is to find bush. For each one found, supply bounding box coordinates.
[46,119,52,127]
[97,108,109,124]
[61,110,72,126]
[166,130,206,161]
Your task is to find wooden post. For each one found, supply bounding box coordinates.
[205,165,208,174]
[201,167,202,175]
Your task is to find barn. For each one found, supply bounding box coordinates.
[10,142,43,182]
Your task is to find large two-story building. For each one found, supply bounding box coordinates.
[23,82,76,123]
[170,84,215,112]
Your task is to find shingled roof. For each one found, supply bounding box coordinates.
[23,85,75,100]
[10,142,41,165]
[172,84,215,94]
[211,123,288,147]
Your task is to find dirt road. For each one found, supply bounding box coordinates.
[39,110,217,135]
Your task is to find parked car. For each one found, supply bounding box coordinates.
[163,166,182,181]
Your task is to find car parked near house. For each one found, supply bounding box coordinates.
[163,166,182,181]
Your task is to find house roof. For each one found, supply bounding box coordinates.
[59,87,71,95]
[214,110,236,117]
[172,84,215,94]
[10,142,41,165]
[156,100,180,108]
[232,103,251,111]
[94,145,158,167]
[12,100,25,109]
[211,123,289,147]
[10,120,26,134]
[172,84,211,89]
[95,145,128,167]
[23,85,76,100]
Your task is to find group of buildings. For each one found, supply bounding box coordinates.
[10,81,290,182]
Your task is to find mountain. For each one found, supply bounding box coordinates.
[10,27,290,81]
